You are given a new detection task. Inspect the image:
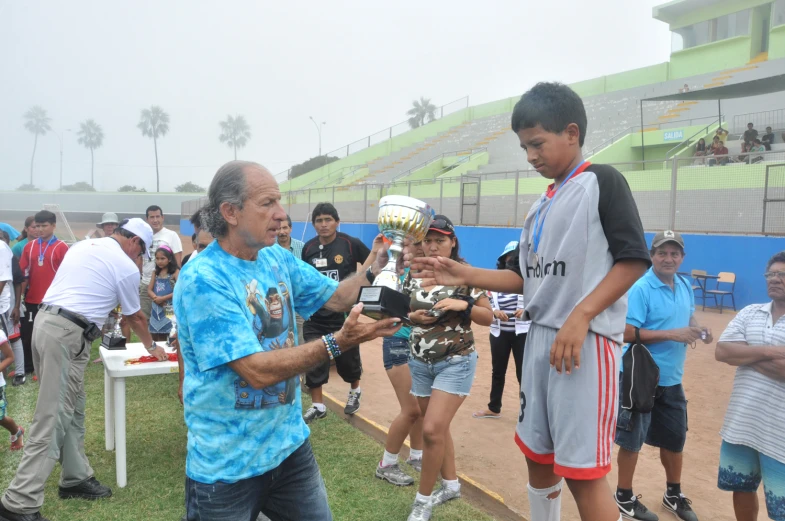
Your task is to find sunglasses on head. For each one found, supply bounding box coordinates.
[430,218,453,232]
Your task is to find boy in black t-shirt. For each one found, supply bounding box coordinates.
[301,203,377,422]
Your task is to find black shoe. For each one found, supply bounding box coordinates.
[58,477,112,500]
[12,375,25,387]
[344,390,361,415]
[303,406,327,424]
[616,494,659,521]
[0,502,51,521]
[662,493,698,521]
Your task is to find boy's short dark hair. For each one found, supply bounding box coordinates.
[511,82,587,147]
[311,203,339,224]
[146,205,163,218]
[34,210,56,225]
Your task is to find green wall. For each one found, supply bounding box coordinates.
[771,24,785,59]
[664,0,771,29]
[669,35,753,78]
[605,63,671,91]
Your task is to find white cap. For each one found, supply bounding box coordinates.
[119,218,154,260]
[97,212,120,227]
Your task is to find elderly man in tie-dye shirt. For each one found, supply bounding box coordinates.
[174,161,401,521]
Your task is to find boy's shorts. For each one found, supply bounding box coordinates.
[0,385,6,421]
[718,440,785,521]
[515,323,620,480]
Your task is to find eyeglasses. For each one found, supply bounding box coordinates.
[429,218,454,232]
[764,271,785,281]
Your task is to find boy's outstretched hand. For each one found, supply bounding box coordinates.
[551,311,590,374]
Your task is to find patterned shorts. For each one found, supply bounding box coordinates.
[718,440,785,521]
[0,385,6,421]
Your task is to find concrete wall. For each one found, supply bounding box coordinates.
[182,218,784,310]
[670,36,754,79]
[771,23,785,60]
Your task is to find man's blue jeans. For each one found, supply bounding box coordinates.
[185,439,332,521]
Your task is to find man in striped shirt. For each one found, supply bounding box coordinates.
[277,215,304,260]
[715,251,785,521]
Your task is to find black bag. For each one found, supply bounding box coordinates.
[620,328,660,414]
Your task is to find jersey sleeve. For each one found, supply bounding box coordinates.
[625,282,648,329]
[53,242,68,270]
[352,237,371,264]
[593,165,651,267]
[19,242,31,274]
[176,270,262,372]
[286,254,339,320]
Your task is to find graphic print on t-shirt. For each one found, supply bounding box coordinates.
[243,278,297,407]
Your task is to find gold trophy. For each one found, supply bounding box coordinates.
[102,305,127,349]
[358,195,432,320]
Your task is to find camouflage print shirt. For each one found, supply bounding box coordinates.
[404,276,487,362]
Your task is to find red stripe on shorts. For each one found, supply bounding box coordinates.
[595,335,603,467]
[606,338,619,465]
[603,337,615,466]
[514,432,555,465]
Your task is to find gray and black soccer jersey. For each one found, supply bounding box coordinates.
[518,163,651,343]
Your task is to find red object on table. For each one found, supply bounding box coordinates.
[124,353,178,365]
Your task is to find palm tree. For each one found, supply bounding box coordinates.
[219,114,252,160]
[24,105,52,185]
[406,97,437,129]
[76,119,104,188]
[137,105,170,192]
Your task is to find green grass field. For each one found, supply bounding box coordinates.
[1,342,494,521]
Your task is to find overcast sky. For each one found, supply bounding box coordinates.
[0,0,672,192]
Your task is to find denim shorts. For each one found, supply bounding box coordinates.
[382,337,410,370]
[409,350,478,398]
[615,375,688,453]
[0,386,6,421]
[718,440,785,521]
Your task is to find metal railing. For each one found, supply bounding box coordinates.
[665,117,723,158]
[274,96,469,180]
[387,148,486,183]
[732,108,785,134]
[586,115,727,157]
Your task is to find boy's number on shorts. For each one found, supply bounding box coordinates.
[519,391,526,423]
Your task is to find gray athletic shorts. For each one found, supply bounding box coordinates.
[515,323,620,480]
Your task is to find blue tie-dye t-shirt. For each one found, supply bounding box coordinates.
[174,241,339,484]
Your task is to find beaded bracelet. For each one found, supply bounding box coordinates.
[322,333,342,360]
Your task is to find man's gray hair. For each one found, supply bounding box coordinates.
[201,160,259,238]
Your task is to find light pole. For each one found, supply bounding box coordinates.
[54,128,72,189]
[309,116,326,156]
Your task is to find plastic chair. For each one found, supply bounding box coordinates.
[690,269,707,308]
[704,272,737,313]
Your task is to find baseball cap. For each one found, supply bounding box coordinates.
[498,241,519,262]
[119,218,154,259]
[651,230,684,249]
[429,214,455,236]
[97,212,120,227]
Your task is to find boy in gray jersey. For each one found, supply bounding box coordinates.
[408,82,650,521]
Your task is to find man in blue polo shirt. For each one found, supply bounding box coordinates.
[613,230,713,521]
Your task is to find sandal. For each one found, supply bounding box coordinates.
[472,409,501,419]
[10,427,24,451]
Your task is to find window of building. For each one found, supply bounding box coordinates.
[671,8,750,52]
[774,0,785,27]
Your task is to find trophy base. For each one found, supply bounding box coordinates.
[357,286,411,321]
[102,334,127,350]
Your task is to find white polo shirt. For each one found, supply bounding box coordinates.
[42,238,142,327]
[0,241,12,314]
[141,227,183,285]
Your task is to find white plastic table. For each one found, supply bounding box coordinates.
[100,342,178,488]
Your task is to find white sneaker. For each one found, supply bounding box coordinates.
[407,497,432,521]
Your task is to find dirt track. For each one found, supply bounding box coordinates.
[324,310,761,520]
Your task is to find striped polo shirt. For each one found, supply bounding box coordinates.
[719,302,785,463]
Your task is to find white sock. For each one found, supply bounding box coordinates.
[382,450,399,467]
[313,403,327,412]
[527,480,563,521]
[443,478,460,492]
[408,449,423,460]
[416,492,432,504]
[10,339,24,376]
[350,387,361,394]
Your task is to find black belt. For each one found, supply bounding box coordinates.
[41,305,90,331]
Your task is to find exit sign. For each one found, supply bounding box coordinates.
[663,129,684,142]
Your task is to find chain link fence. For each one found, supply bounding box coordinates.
[184,150,785,236]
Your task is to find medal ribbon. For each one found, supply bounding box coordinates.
[37,236,57,265]
[531,161,590,255]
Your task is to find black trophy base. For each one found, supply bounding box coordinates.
[357,285,410,321]
[102,333,127,350]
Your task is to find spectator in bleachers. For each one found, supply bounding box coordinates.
[762,126,775,151]
[735,142,750,163]
[11,217,36,259]
[694,138,707,164]
[709,141,729,167]
[743,123,758,146]
[714,127,729,143]
[750,139,766,163]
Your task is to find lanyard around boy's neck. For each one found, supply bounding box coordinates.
[37,236,57,263]
[531,161,589,255]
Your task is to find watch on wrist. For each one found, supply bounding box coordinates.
[145,342,157,352]
[365,266,376,284]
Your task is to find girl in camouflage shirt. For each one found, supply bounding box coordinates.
[403,215,493,521]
